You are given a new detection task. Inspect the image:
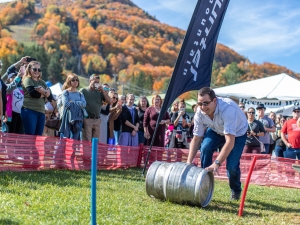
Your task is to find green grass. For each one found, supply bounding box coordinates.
[9,24,36,47]
[0,169,299,224]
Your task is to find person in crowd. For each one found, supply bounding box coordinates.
[79,74,111,142]
[239,102,245,111]
[108,91,122,149]
[169,100,179,117]
[113,94,125,145]
[186,87,248,201]
[169,99,191,149]
[59,73,86,140]
[243,107,266,153]
[144,94,170,147]
[256,104,276,154]
[137,96,149,145]
[99,83,111,144]
[188,104,198,140]
[118,93,139,146]
[1,56,32,82]
[21,61,54,135]
[5,67,25,134]
[21,61,54,168]
[43,95,58,137]
[274,117,286,157]
[268,111,277,154]
[281,106,300,159]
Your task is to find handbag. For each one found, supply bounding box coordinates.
[248,123,265,153]
[45,106,61,131]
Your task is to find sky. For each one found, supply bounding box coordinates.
[1,0,300,73]
[131,0,300,73]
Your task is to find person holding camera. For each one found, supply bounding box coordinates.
[79,74,111,142]
[21,61,54,135]
[243,107,266,154]
[170,99,191,149]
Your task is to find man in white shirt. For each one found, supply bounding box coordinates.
[187,87,248,200]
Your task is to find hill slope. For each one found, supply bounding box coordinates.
[0,0,299,96]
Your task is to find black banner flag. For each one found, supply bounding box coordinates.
[142,0,230,175]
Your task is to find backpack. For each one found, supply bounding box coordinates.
[1,79,7,114]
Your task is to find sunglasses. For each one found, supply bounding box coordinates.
[32,68,42,72]
[197,100,213,107]
[247,112,255,114]
[112,97,118,99]
[294,110,300,113]
[94,76,100,79]
[71,79,79,82]
[239,106,245,109]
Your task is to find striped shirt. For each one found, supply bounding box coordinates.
[193,97,248,137]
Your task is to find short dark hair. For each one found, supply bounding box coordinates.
[198,87,216,100]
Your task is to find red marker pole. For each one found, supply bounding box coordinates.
[238,156,257,217]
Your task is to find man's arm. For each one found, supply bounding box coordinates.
[205,134,235,172]
[264,125,276,132]
[187,136,203,164]
[281,131,292,148]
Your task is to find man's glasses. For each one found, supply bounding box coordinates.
[294,110,300,113]
[197,100,213,107]
[71,79,79,82]
[239,106,245,109]
[94,76,100,79]
[112,97,118,99]
[247,112,255,114]
[32,68,42,72]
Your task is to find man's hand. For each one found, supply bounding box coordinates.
[286,142,292,148]
[205,163,220,176]
[297,117,300,129]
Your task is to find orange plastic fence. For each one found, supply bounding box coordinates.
[1,133,299,189]
[0,133,141,171]
[142,146,300,189]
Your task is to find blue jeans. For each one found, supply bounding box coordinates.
[275,145,286,157]
[21,108,45,136]
[200,128,247,193]
[262,144,270,154]
[138,130,145,144]
[284,147,300,159]
[114,130,121,145]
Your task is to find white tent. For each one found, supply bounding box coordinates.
[213,73,300,116]
[214,73,300,100]
[49,82,62,96]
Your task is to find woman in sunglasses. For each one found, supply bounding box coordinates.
[243,107,266,154]
[59,73,86,140]
[21,61,54,168]
[21,61,54,136]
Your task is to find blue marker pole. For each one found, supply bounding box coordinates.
[91,138,98,225]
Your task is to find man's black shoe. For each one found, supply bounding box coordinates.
[230,191,241,201]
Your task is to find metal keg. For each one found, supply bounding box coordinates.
[146,161,214,207]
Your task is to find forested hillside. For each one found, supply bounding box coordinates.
[0,0,299,97]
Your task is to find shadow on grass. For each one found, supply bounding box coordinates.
[0,219,19,225]
[0,168,144,188]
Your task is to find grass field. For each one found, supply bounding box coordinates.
[0,168,299,225]
[9,23,35,47]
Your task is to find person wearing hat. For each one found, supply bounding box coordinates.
[281,106,300,159]
[256,103,276,154]
[79,74,111,142]
[5,66,25,134]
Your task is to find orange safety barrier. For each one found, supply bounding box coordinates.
[0,133,140,171]
[141,146,300,189]
[0,133,299,189]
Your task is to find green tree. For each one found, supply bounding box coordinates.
[47,53,63,83]
[222,62,244,85]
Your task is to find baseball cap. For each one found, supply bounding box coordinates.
[293,106,300,111]
[256,103,266,109]
[89,74,100,80]
[8,72,18,79]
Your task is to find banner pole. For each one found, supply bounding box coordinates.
[91,138,98,225]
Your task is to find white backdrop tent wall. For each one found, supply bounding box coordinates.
[213,73,300,116]
[49,82,62,96]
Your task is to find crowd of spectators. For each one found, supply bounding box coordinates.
[0,56,299,165]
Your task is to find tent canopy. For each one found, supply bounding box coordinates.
[213,73,300,100]
[49,82,62,96]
